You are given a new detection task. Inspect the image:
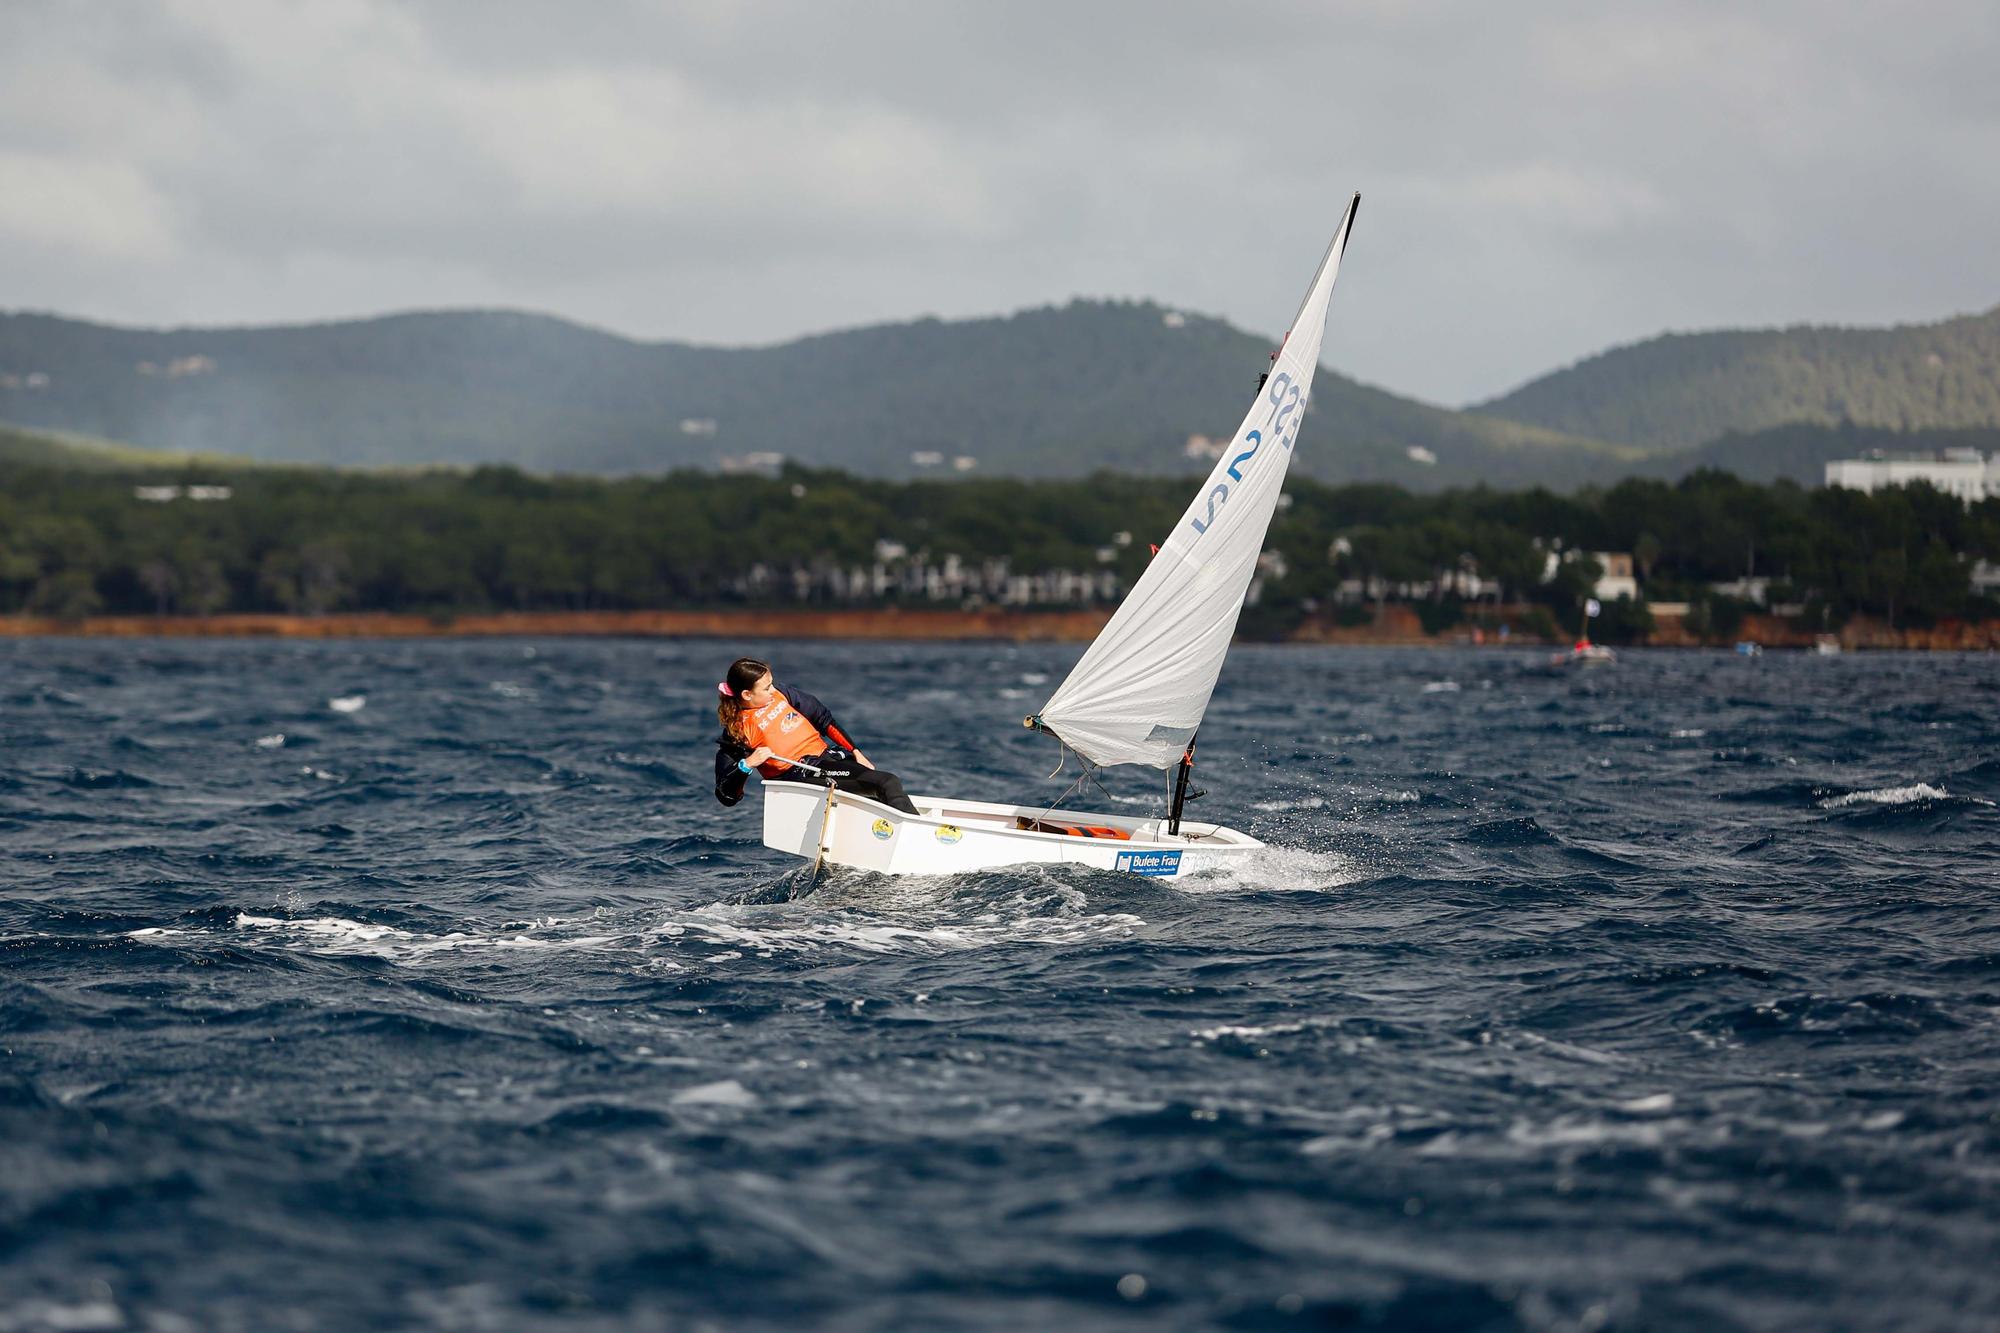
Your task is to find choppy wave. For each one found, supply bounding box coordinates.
[1819,782,1960,808]
[5,639,1999,1329]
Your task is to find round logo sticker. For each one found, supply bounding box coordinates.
[934,824,963,845]
[870,818,894,841]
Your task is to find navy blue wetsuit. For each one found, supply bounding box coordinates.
[712,682,919,814]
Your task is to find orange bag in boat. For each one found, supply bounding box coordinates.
[1016,818,1133,840]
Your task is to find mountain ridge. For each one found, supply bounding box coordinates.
[1475,303,2000,450]
[0,302,1625,489]
[5,298,1999,490]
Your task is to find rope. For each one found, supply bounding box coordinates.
[1030,764,1093,827]
[1029,738,1121,828]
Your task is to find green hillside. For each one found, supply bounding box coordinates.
[1476,305,2000,450]
[0,421,200,470]
[0,304,1625,490]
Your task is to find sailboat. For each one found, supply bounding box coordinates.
[761,194,1361,880]
[1550,596,1615,667]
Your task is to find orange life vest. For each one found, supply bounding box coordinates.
[738,689,829,775]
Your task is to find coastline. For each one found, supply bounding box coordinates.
[3,605,1996,649]
[0,607,1118,642]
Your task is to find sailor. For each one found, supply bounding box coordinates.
[711,656,920,814]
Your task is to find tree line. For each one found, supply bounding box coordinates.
[2,458,1996,636]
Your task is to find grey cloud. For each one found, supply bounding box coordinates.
[0,0,1994,405]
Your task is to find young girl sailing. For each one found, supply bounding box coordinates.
[711,656,920,815]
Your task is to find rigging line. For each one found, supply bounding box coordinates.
[1031,745,1101,825]
[1031,770,1091,825]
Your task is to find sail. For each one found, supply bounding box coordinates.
[1035,194,1359,769]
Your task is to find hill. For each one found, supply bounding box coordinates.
[1475,305,2000,451]
[0,304,1627,490]
[0,421,199,470]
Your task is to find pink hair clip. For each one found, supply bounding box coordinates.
[717,681,734,697]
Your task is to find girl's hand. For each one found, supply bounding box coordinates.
[853,750,876,769]
[744,746,775,768]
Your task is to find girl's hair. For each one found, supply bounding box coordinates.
[716,657,771,742]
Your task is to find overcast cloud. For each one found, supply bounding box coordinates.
[2,0,1996,404]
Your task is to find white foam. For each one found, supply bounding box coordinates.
[126,914,623,962]
[1192,1021,1308,1042]
[1421,680,1460,694]
[1301,1126,1395,1156]
[1177,844,1365,895]
[0,1299,125,1332]
[127,890,1145,965]
[1512,1031,1628,1066]
[1819,783,1952,809]
[236,913,412,944]
[671,1079,758,1108]
[1253,796,1328,812]
[1504,1116,1674,1149]
[650,893,1145,957]
[1250,785,1417,813]
[254,733,285,749]
[1618,1093,1675,1114]
[1669,728,1707,738]
[328,694,366,713]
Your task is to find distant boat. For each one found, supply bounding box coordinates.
[1549,641,1616,668]
[761,194,1363,880]
[1813,635,1843,656]
[1735,641,1764,657]
[1547,597,1615,667]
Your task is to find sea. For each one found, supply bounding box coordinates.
[3,638,1997,1331]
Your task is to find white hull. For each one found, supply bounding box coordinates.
[760,782,1262,880]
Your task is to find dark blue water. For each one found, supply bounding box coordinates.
[4,639,1998,1330]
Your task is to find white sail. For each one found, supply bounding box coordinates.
[1036,194,1359,769]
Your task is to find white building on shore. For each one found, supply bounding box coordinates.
[1824,448,1999,503]
[1538,548,1639,602]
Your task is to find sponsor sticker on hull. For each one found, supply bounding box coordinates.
[1115,850,1182,877]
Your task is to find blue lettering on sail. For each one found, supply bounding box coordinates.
[1115,850,1183,877]
[1189,372,1305,536]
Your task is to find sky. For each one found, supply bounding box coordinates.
[2,0,1996,406]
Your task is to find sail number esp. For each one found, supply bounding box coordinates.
[1189,371,1304,536]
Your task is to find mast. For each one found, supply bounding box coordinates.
[1167,735,1200,836]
